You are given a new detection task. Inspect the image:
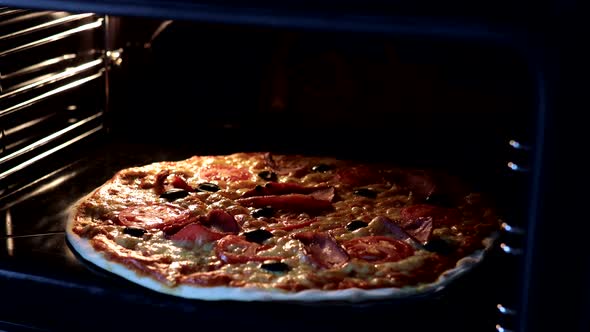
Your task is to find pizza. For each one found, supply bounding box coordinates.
[66,152,500,301]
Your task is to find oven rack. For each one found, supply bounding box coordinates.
[0,8,111,191]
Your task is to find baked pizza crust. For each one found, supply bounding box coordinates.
[66,194,497,302]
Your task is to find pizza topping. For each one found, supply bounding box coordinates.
[346,220,368,231]
[251,206,274,218]
[343,236,415,263]
[400,204,461,227]
[169,223,225,245]
[257,170,278,182]
[400,216,434,244]
[264,153,307,175]
[236,194,333,212]
[293,232,349,269]
[243,229,273,244]
[242,182,331,198]
[308,187,335,202]
[122,226,147,238]
[202,209,240,234]
[215,235,282,263]
[170,175,195,192]
[366,216,419,244]
[353,188,378,198]
[367,216,432,246]
[160,189,190,201]
[70,152,499,294]
[153,169,171,193]
[403,172,436,199]
[260,261,290,273]
[118,204,193,230]
[337,165,383,186]
[196,182,221,192]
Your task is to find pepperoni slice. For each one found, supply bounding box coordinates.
[118,204,191,229]
[401,204,461,227]
[215,235,282,264]
[343,236,415,263]
[199,164,251,182]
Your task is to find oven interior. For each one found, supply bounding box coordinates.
[0,7,541,332]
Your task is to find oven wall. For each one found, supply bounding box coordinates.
[1,7,561,332]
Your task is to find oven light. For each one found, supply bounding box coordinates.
[500,243,523,255]
[507,162,529,172]
[497,304,516,315]
[496,324,514,332]
[508,139,530,150]
[501,222,525,235]
[509,140,521,148]
[507,162,519,171]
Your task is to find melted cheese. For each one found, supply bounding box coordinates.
[72,152,498,291]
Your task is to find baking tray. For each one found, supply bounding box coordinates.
[0,141,511,331]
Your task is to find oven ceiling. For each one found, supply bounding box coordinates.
[0,0,566,34]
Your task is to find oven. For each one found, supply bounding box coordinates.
[0,1,586,332]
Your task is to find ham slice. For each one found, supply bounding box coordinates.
[398,216,434,244]
[293,232,349,269]
[264,153,307,176]
[367,216,433,246]
[202,209,241,234]
[169,223,225,244]
[169,209,240,246]
[403,171,436,199]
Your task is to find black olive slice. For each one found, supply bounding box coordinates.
[258,170,278,182]
[123,227,146,238]
[159,189,189,201]
[243,229,273,244]
[424,238,454,255]
[197,182,220,192]
[346,220,369,231]
[425,193,455,207]
[251,206,274,218]
[260,262,290,273]
[311,164,333,173]
[353,188,378,198]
